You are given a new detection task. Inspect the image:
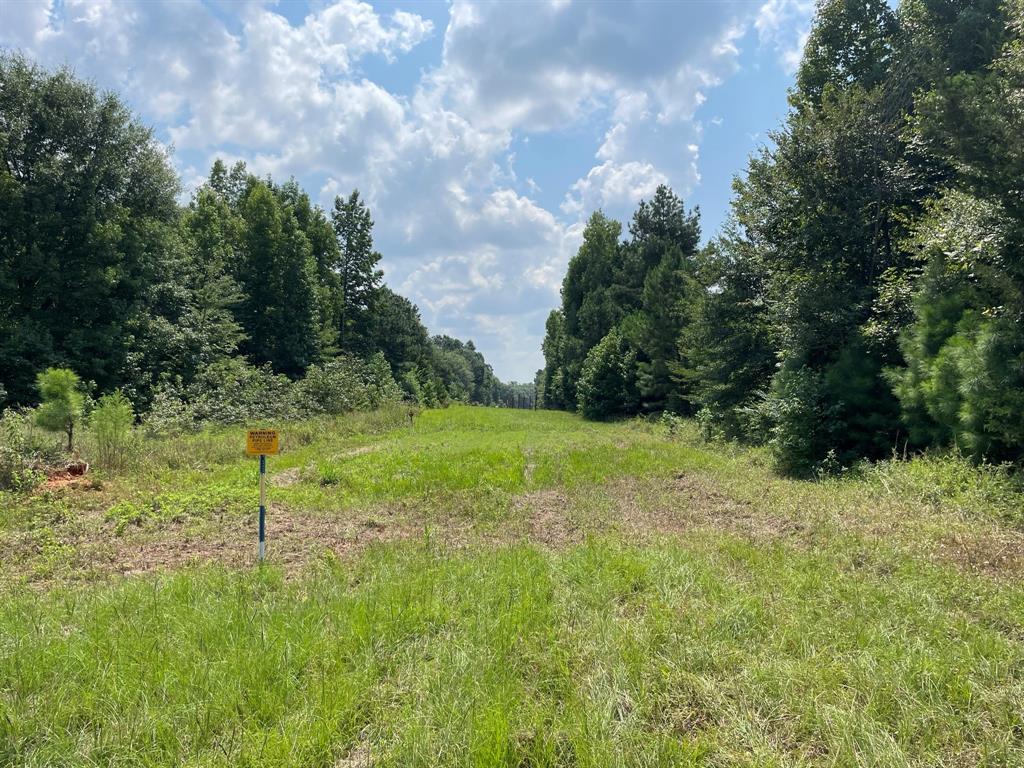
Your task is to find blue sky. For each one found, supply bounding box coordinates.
[1,0,814,381]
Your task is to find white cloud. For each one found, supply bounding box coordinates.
[0,0,799,380]
[755,0,816,74]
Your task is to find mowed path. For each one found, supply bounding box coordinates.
[1,406,1022,766]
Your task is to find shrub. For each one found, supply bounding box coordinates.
[293,354,402,416]
[660,411,686,437]
[400,365,446,408]
[0,409,44,491]
[365,352,404,408]
[144,355,404,432]
[577,328,639,420]
[294,359,371,415]
[90,391,136,471]
[145,360,298,433]
[34,368,85,452]
[753,367,841,477]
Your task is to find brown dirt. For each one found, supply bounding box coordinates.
[41,460,93,490]
[335,743,373,768]
[108,506,425,577]
[515,489,585,548]
[43,472,89,490]
[271,467,303,487]
[607,473,807,543]
[934,529,1024,576]
[12,467,1024,584]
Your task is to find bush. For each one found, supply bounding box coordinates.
[660,411,686,437]
[145,360,298,433]
[90,391,136,471]
[294,360,372,415]
[400,365,447,408]
[365,353,404,408]
[294,353,403,416]
[0,410,44,491]
[145,355,404,432]
[752,368,842,477]
[577,328,639,420]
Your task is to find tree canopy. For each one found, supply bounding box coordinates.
[540,0,1024,475]
[0,54,514,414]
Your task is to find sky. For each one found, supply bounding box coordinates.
[0,0,815,382]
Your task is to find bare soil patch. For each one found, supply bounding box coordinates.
[606,473,806,543]
[935,529,1024,576]
[12,467,1024,584]
[108,506,425,577]
[514,489,585,548]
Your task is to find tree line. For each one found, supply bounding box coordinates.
[539,0,1023,475]
[0,54,529,416]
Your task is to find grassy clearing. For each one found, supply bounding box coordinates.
[1,406,1022,766]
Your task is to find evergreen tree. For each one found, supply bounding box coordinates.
[682,229,775,437]
[365,287,434,378]
[332,190,384,353]
[236,182,320,377]
[540,310,571,410]
[576,327,639,420]
[730,0,915,471]
[626,186,701,412]
[277,179,341,355]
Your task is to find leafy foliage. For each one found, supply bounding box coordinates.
[0,410,43,491]
[537,0,1023,474]
[541,187,701,416]
[0,56,515,428]
[576,327,639,420]
[0,54,179,405]
[145,355,403,433]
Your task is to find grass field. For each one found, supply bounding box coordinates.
[1,405,1022,767]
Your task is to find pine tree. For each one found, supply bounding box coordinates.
[332,190,383,354]
[682,229,775,437]
[236,182,320,377]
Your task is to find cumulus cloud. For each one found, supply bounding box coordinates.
[755,0,816,74]
[0,0,803,380]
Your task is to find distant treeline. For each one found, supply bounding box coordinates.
[0,54,529,415]
[539,0,1024,475]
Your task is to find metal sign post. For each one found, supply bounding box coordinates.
[246,429,280,563]
[258,454,266,561]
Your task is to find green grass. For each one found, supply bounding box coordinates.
[1,405,1022,766]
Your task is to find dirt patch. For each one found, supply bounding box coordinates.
[15,467,1024,584]
[109,507,423,577]
[606,473,806,544]
[934,529,1024,577]
[40,461,93,491]
[43,473,90,491]
[272,467,303,487]
[514,489,584,548]
[335,743,373,768]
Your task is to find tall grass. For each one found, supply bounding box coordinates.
[2,538,1021,766]
[2,406,1023,765]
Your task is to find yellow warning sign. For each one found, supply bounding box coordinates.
[246,429,280,456]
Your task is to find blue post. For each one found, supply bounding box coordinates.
[258,453,266,561]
